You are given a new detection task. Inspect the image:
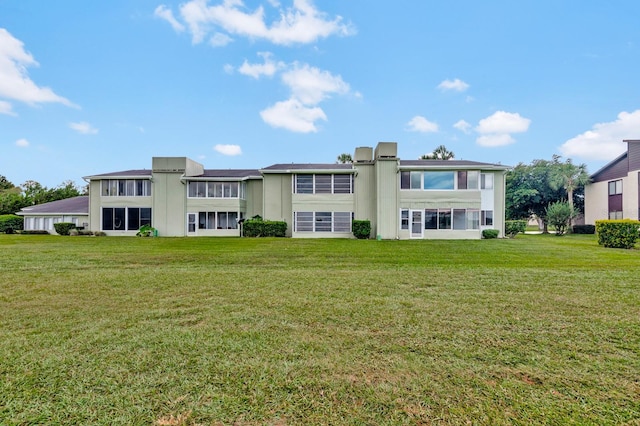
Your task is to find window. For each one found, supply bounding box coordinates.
[102,207,151,231]
[467,210,480,230]
[438,210,452,229]
[457,171,479,190]
[188,181,243,198]
[608,180,622,195]
[424,209,438,229]
[294,174,354,194]
[195,211,242,229]
[453,209,467,230]
[424,172,455,190]
[400,171,422,190]
[481,173,494,190]
[609,211,623,220]
[400,209,409,230]
[481,210,493,226]
[101,179,151,197]
[294,211,353,232]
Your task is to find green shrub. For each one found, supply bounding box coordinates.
[546,201,575,236]
[595,220,640,249]
[573,224,595,234]
[53,222,76,236]
[0,214,24,233]
[352,220,371,239]
[19,230,49,235]
[482,229,499,239]
[243,217,287,237]
[136,224,157,237]
[504,220,527,238]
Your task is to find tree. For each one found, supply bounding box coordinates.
[505,159,565,233]
[548,156,590,228]
[420,145,455,160]
[0,175,14,192]
[546,201,575,236]
[336,153,353,164]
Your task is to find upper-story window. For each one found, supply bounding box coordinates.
[401,171,484,190]
[608,180,622,195]
[481,173,494,189]
[101,179,151,197]
[188,181,245,199]
[294,174,354,194]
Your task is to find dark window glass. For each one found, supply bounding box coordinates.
[425,209,438,229]
[102,208,113,230]
[128,208,140,230]
[438,209,452,229]
[457,171,467,190]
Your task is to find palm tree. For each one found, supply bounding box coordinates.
[336,153,353,164]
[549,156,591,227]
[420,145,455,160]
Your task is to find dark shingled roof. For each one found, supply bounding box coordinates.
[261,163,354,172]
[86,169,152,178]
[18,196,89,215]
[400,160,508,168]
[199,169,262,178]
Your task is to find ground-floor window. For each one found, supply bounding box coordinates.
[294,211,352,232]
[197,211,242,229]
[400,208,480,231]
[481,210,493,226]
[102,207,151,231]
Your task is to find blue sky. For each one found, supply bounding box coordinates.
[2,0,640,188]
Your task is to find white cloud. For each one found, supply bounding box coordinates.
[0,28,75,107]
[477,134,515,147]
[238,52,284,79]
[406,116,438,133]
[69,121,98,135]
[154,5,185,32]
[437,78,469,92]
[476,111,531,134]
[214,143,242,155]
[474,111,531,147]
[223,63,234,74]
[210,32,233,46]
[281,63,349,104]
[260,98,326,133]
[453,119,471,134]
[0,100,15,116]
[559,110,640,161]
[15,138,29,147]
[158,0,355,46]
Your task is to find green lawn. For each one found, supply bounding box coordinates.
[1,234,639,425]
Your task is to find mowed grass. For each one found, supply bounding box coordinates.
[0,234,639,425]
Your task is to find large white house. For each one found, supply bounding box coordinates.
[20,142,509,239]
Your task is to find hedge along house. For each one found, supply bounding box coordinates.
[584,139,640,224]
[16,196,89,234]
[82,142,508,239]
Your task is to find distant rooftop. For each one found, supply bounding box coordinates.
[18,196,89,215]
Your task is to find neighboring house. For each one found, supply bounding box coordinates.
[16,196,89,234]
[81,142,508,239]
[585,139,640,224]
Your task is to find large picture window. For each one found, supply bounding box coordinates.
[188,182,244,199]
[196,211,241,229]
[294,211,353,232]
[101,179,151,197]
[294,174,354,194]
[424,172,455,190]
[102,207,151,231]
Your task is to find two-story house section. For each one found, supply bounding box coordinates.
[81,142,508,238]
[260,163,356,238]
[585,139,640,223]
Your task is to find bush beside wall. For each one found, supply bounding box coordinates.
[482,229,499,239]
[53,222,76,236]
[505,220,527,238]
[352,220,371,239]
[595,220,640,249]
[243,218,287,237]
[0,215,24,233]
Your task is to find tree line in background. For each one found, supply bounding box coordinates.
[0,175,86,216]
